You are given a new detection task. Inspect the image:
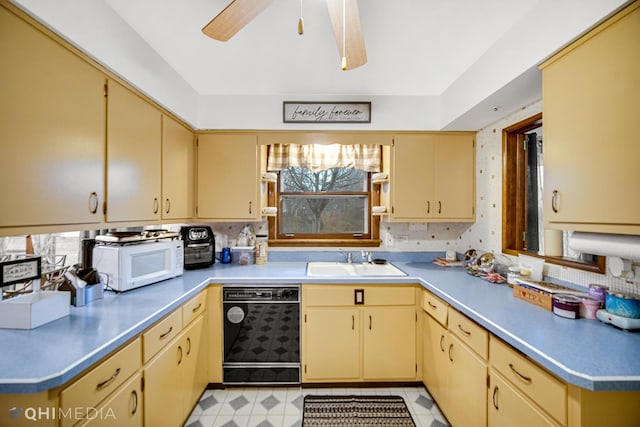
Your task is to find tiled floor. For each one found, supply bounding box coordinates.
[184,385,450,427]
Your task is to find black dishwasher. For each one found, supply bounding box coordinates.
[222,284,300,385]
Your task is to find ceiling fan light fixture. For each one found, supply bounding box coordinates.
[341,0,347,70]
[298,0,304,34]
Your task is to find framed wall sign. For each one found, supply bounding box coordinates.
[283,101,371,123]
[1,256,41,288]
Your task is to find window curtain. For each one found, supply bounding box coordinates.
[267,144,381,173]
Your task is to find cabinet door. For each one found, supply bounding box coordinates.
[391,135,434,220]
[143,334,184,427]
[542,4,640,229]
[182,315,206,415]
[303,308,360,381]
[78,373,142,427]
[488,370,559,427]
[162,115,194,220]
[447,333,487,427]
[0,7,104,229]
[433,135,475,220]
[197,134,259,220]
[422,314,448,403]
[363,307,416,380]
[106,80,161,222]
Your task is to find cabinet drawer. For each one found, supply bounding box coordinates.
[143,309,182,363]
[364,286,415,306]
[59,338,141,427]
[489,369,561,427]
[449,309,488,360]
[421,291,448,326]
[490,336,566,424]
[304,285,415,307]
[182,291,207,327]
[77,372,142,427]
[304,285,356,306]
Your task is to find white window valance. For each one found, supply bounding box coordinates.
[267,144,381,173]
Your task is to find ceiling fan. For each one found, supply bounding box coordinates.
[201,0,367,70]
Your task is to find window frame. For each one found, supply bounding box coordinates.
[267,169,381,247]
[501,113,605,273]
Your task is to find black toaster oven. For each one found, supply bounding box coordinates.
[180,226,215,269]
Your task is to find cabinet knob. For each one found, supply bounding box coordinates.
[438,201,442,214]
[165,198,171,214]
[88,192,99,214]
[492,385,500,410]
[457,323,472,337]
[153,197,159,214]
[249,201,253,214]
[551,190,559,213]
[96,367,121,391]
[177,345,183,365]
[509,363,532,384]
[427,201,430,214]
[130,390,138,415]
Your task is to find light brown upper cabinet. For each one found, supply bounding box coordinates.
[106,80,162,223]
[196,133,260,221]
[540,2,640,235]
[390,133,475,222]
[161,115,194,220]
[0,6,105,232]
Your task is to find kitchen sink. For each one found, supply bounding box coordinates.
[306,262,407,277]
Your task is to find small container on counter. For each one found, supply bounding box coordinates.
[552,294,581,319]
[605,291,640,319]
[588,284,608,307]
[506,266,522,287]
[255,235,268,265]
[231,246,255,265]
[579,297,601,320]
[221,247,232,264]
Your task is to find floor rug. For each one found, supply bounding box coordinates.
[302,395,416,426]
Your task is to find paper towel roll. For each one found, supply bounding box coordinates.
[568,232,640,260]
[544,229,563,256]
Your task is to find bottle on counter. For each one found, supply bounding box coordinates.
[255,235,268,265]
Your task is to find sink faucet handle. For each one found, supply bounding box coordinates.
[361,251,372,263]
[346,252,352,263]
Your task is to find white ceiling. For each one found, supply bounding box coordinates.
[103,0,539,97]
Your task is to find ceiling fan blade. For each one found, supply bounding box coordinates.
[202,0,273,41]
[326,0,367,70]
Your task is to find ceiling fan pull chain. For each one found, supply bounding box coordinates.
[298,0,304,35]
[341,0,347,70]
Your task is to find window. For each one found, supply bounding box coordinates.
[502,113,605,273]
[266,144,381,246]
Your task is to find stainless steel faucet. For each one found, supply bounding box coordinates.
[361,251,372,263]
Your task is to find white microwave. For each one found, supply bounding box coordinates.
[93,240,184,292]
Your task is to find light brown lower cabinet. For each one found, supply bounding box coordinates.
[488,369,559,427]
[422,307,487,427]
[422,290,640,427]
[143,314,204,427]
[77,372,143,427]
[302,285,418,382]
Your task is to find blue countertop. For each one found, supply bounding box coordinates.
[1,259,639,394]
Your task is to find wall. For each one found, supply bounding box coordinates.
[469,100,639,294]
